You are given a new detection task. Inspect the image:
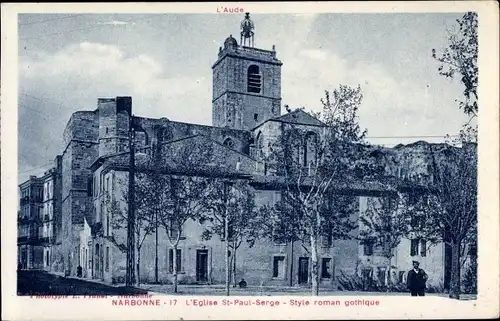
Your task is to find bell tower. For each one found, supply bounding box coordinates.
[212,13,282,130]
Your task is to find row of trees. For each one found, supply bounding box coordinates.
[105,165,265,295]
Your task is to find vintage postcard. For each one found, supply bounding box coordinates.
[1,1,499,320]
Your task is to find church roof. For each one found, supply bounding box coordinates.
[272,109,326,126]
[160,133,256,162]
[251,109,326,131]
[249,174,404,195]
[93,134,258,177]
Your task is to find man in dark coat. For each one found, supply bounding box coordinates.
[406,260,428,296]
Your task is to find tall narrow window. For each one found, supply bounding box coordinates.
[247,65,261,93]
[322,230,333,248]
[304,132,318,167]
[256,132,264,159]
[105,246,109,272]
[106,210,110,236]
[321,258,332,279]
[363,239,374,256]
[272,256,285,278]
[420,239,427,257]
[410,239,419,256]
[106,176,110,193]
[168,249,182,273]
[168,219,182,239]
[87,177,93,197]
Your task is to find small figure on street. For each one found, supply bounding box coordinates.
[406,260,428,296]
[77,266,83,278]
[238,278,247,288]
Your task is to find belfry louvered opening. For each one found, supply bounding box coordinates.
[247,65,262,93]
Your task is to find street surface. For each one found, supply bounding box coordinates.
[17,270,148,296]
[17,270,476,300]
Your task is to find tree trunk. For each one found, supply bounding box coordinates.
[225,222,230,296]
[135,252,140,287]
[449,240,461,299]
[310,233,319,296]
[385,256,392,292]
[173,244,178,293]
[289,240,294,287]
[232,245,237,288]
[134,239,140,286]
[155,217,158,283]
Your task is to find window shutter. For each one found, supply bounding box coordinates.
[420,239,427,257]
[410,239,418,256]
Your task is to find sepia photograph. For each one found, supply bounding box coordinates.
[2,2,499,320]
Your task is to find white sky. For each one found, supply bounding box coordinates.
[18,13,469,183]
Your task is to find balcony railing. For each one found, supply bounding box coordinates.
[36,236,52,245]
[19,196,43,206]
[18,236,53,245]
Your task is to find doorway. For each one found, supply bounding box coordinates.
[20,247,27,269]
[298,257,309,285]
[95,244,101,279]
[196,249,209,283]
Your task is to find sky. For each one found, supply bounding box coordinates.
[17,12,469,183]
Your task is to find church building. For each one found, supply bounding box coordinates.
[21,14,460,290]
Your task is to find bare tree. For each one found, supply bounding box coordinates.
[201,179,261,293]
[432,12,478,143]
[266,85,384,295]
[104,174,156,286]
[140,142,211,292]
[154,174,209,293]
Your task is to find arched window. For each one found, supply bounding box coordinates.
[304,132,318,166]
[223,137,235,149]
[256,131,264,158]
[247,65,261,93]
